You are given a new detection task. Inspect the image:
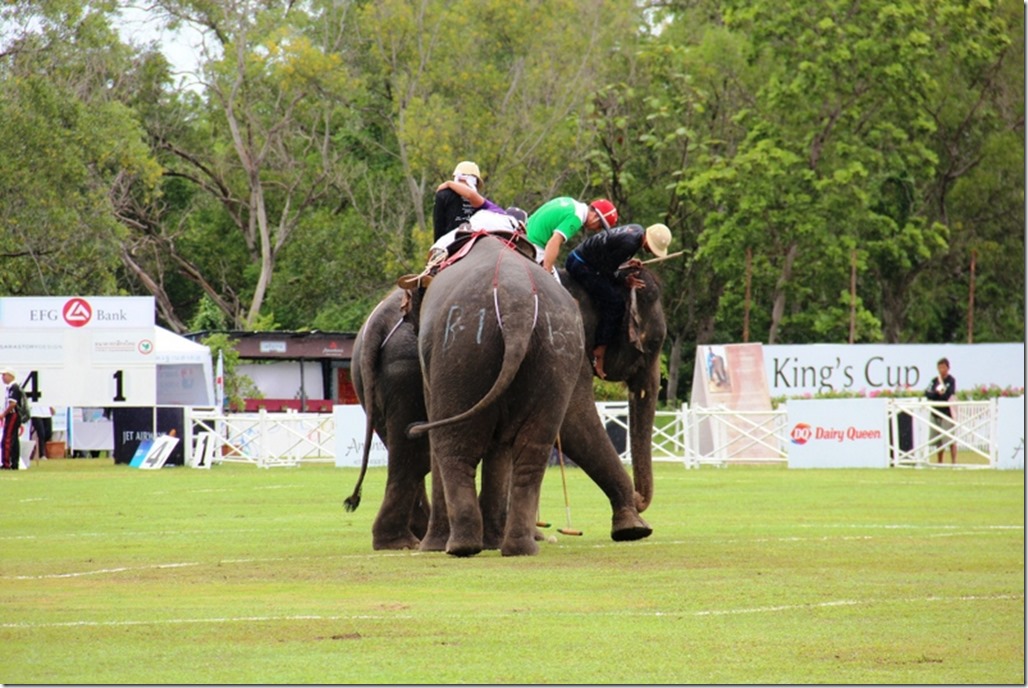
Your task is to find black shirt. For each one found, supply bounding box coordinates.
[433,188,476,240]
[570,224,646,275]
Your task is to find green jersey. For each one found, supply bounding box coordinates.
[525,197,589,248]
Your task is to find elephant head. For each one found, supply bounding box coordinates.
[560,266,665,512]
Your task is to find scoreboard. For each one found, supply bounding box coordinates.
[0,296,157,407]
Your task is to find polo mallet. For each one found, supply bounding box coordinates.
[554,436,582,536]
[536,509,551,529]
[619,250,686,271]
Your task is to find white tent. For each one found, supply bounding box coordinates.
[155,327,215,406]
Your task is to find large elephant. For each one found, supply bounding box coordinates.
[409,233,585,556]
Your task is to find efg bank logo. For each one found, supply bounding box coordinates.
[790,423,813,445]
[63,298,93,328]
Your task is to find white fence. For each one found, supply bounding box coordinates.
[181,399,1019,470]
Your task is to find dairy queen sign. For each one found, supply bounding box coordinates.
[786,399,890,468]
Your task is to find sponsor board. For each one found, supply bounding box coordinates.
[786,398,889,468]
[996,396,1025,470]
[765,343,1024,397]
[0,296,157,407]
[333,405,388,468]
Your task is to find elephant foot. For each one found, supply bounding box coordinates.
[501,535,540,557]
[611,507,652,542]
[446,537,483,557]
[483,533,503,550]
[419,532,449,552]
[372,532,421,550]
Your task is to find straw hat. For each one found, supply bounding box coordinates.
[644,223,671,258]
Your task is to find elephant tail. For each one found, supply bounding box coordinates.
[406,294,536,438]
[343,409,375,512]
[344,307,398,512]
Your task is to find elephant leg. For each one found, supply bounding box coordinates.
[480,442,510,550]
[410,479,430,540]
[371,439,430,550]
[560,371,652,542]
[500,441,549,557]
[419,452,451,552]
[437,449,484,557]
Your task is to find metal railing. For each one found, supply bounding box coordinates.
[185,408,335,468]
[179,399,1009,470]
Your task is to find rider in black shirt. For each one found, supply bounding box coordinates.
[565,223,671,379]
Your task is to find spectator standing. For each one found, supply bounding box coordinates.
[925,357,957,463]
[30,402,54,461]
[1,368,25,470]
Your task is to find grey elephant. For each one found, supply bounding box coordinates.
[560,265,666,512]
[346,288,430,550]
[345,251,661,551]
[408,233,586,556]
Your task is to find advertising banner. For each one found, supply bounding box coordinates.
[333,405,388,468]
[996,396,1025,470]
[690,343,777,460]
[786,398,890,468]
[764,343,1024,397]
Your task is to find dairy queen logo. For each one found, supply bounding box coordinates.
[63,298,93,328]
[790,423,812,445]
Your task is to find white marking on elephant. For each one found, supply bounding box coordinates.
[476,308,486,344]
[443,304,464,349]
[546,312,554,345]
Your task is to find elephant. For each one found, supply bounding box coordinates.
[345,238,662,551]
[345,288,431,550]
[558,264,666,512]
[407,232,587,556]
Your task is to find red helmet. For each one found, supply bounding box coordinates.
[590,199,618,230]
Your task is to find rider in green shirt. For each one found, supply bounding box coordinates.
[525,197,618,276]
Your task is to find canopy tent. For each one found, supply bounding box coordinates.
[156,326,215,406]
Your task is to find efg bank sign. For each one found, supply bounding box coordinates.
[787,399,890,468]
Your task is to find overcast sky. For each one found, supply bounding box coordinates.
[115,6,211,88]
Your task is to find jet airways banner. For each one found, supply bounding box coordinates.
[786,398,890,468]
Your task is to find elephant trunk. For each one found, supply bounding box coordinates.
[627,355,659,512]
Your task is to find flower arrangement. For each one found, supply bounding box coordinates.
[771,385,1024,408]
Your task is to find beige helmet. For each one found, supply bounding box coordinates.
[644,223,671,258]
[452,160,481,180]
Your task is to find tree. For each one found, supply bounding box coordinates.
[0,0,161,296]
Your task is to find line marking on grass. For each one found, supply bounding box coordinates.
[1,593,1021,630]
[10,562,200,580]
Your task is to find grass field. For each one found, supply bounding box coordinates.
[1,458,1023,684]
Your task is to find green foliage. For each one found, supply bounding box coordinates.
[199,332,262,410]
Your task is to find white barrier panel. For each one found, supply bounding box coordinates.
[333,405,388,468]
[996,396,1025,470]
[786,399,889,468]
